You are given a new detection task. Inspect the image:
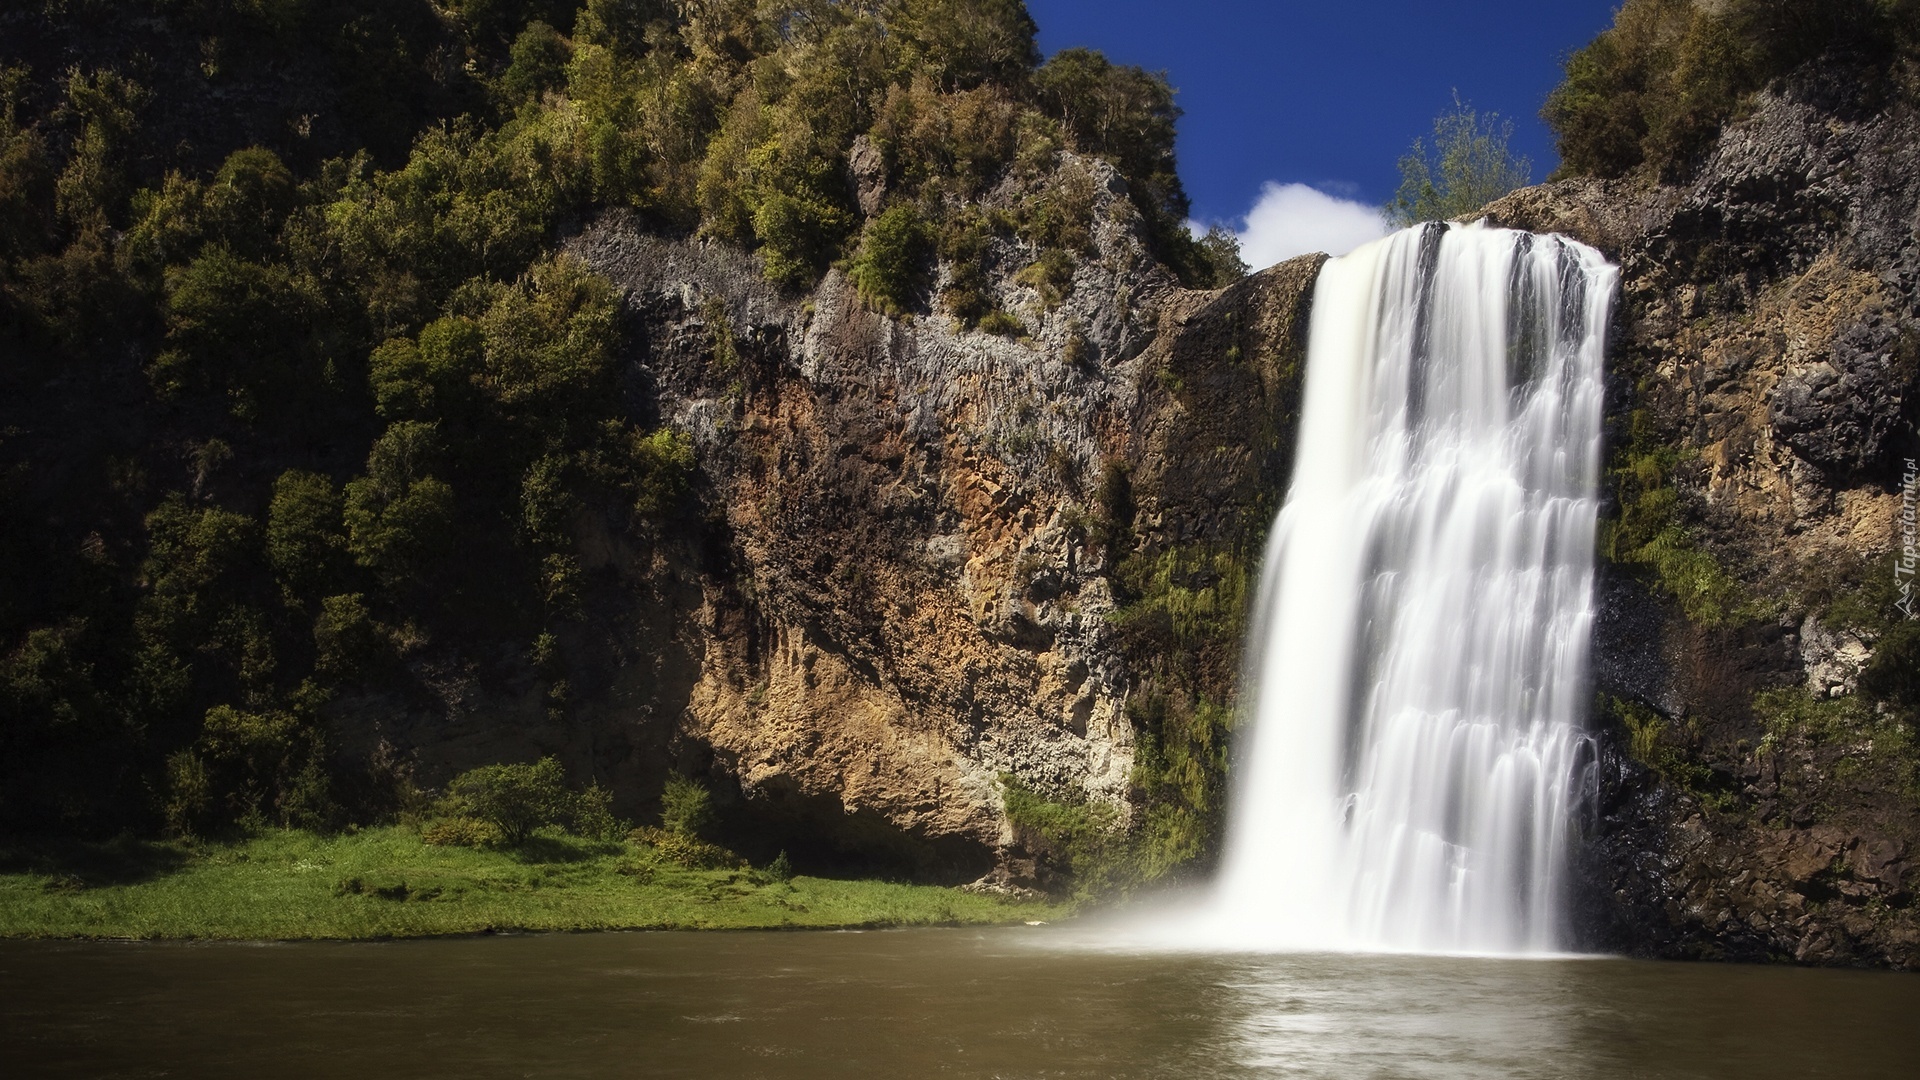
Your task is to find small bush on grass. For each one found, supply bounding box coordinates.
[421,816,504,848]
[429,756,626,847]
[766,849,794,881]
[635,774,741,868]
[658,774,714,837]
[627,826,744,870]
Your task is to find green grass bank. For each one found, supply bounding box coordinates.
[0,827,1063,941]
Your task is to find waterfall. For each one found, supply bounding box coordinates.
[1196,221,1616,955]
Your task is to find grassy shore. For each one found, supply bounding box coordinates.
[0,827,1063,940]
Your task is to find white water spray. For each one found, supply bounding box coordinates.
[1187,221,1616,955]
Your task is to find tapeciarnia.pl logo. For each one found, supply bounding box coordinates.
[1899,456,1917,620]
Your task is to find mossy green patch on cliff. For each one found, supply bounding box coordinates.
[1000,692,1234,899]
[1000,776,1125,901]
[1600,410,1748,626]
[1754,688,1920,801]
[1126,693,1234,880]
[1109,547,1251,650]
[1023,543,1255,893]
[0,826,1062,940]
[1604,694,1743,814]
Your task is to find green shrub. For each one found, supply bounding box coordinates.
[848,204,933,314]
[502,22,572,104]
[1193,225,1247,287]
[753,189,855,290]
[313,593,384,682]
[202,147,297,257]
[343,422,454,585]
[54,68,146,226]
[936,208,1001,325]
[976,309,1023,336]
[475,256,620,417]
[1388,94,1532,224]
[1015,247,1075,308]
[1545,0,1919,180]
[627,825,743,869]
[0,66,54,261]
[421,815,505,847]
[267,471,347,600]
[344,475,454,584]
[135,497,277,707]
[167,701,335,835]
[1860,619,1920,711]
[659,773,713,837]
[436,756,620,846]
[1032,48,1183,226]
[570,782,626,841]
[766,849,794,881]
[151,247,324,421]
[628,427,695,517]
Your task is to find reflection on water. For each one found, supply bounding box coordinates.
[2,927,1915,1079]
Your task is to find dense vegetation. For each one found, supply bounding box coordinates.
[0,752,1050,937]
[1545,0,1920,180]
[0,0,1229,841]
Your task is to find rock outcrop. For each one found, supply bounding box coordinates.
[476,152,1321,882]
[357,65,1916,962]
[1486,75,1920,967]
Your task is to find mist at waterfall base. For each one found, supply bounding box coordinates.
[1133,222,1619,956]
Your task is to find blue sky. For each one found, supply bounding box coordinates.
[1025,0,1623,265]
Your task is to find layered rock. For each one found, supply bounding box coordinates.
[537,153,1317,881]
[1486,77,1920,966]
[354,67,1917,962]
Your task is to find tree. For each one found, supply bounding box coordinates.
[267,471,347,601]
[848,204,933,314]
[659,773,713,837]
[437,756,621,845]
[439,757,574,846]
[1387,94,1532,226]
[1194,224,1247,288]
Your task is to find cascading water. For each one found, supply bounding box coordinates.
[1190,221,1617,955]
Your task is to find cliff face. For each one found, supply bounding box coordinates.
[1486,75,1920,966]
[356,152,1315,883]
[350,63,1917,958]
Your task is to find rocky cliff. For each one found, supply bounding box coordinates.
[363,151,1317,884]
[1487,72,1920,967]
[376,73,1920,958]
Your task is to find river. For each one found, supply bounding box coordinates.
[3,926,1914,1078]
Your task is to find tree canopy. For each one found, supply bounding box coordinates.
[1387,95,1531,226]
[0,0,1216,837]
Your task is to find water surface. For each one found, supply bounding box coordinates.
[3,928,1914,1078]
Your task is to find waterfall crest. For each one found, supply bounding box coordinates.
[1196,221,1616,955]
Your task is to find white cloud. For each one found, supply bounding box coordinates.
[1228,182,1391,271]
